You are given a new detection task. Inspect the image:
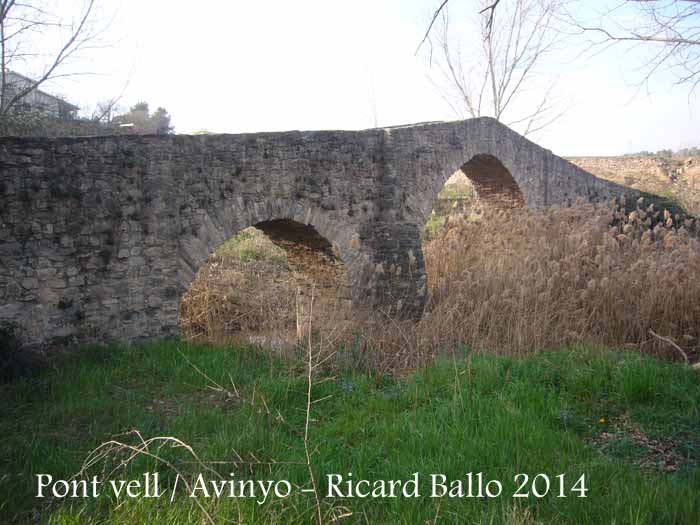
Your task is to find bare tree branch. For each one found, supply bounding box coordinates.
[480,0,503,37]
[419,0,506,54]
[565,0,700,90]
[0,0,107,117]
[426,0,566,136]
[416,0,450,55]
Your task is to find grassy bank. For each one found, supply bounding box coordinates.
[1,341,699,523]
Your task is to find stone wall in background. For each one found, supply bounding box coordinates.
[0,118,632,347]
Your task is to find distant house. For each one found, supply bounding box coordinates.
[0,70,79,120]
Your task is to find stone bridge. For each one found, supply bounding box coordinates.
[0,117,630,345]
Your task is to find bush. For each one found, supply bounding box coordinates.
[0,322,41,382]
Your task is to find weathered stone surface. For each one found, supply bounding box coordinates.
[0,117,632,346]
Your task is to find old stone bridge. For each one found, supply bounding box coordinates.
[0,117,628,345]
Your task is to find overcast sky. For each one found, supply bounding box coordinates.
[34,0,700,156]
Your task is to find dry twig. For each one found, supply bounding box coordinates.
[648,329,690,365]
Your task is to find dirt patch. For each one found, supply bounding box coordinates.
[591,414,692,472]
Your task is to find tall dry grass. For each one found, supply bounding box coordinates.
[419,198,700,361]
[180,200,700,369]
[179,229,297,344]
[179,251,297,343]
[179,228,355,349]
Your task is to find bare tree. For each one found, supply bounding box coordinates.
[0,0,106,117]
[89,75,131,124]
[427,0,565,136]
[565,1,700,91]
[90,96,122,124]
[417,0,504,56]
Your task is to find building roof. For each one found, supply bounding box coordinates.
[3,70,80,110]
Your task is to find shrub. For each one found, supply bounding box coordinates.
[0,322,42,382]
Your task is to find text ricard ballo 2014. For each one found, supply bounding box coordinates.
[36,471,588,504]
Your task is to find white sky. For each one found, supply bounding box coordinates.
[30,0,700,156]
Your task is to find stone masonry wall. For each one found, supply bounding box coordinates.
[0,118,634,347]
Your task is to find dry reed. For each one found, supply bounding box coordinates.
[179,228,355,350]
[179,250,297,344]
[180,200,700,370]
[420,198,700,361]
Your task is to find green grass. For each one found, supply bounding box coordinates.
[423,212,447,240]
[1,342,699,523]
[216,228,287,266]
[633,190,692,220]
[438,185,474,201]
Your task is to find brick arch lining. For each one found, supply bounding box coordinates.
[253,219,351,308]
[460,154,526,209]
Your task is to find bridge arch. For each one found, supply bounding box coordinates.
[176,198,373,332]
[394,121,561,319]
[179,214,355,341]
[413,151,536,229]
